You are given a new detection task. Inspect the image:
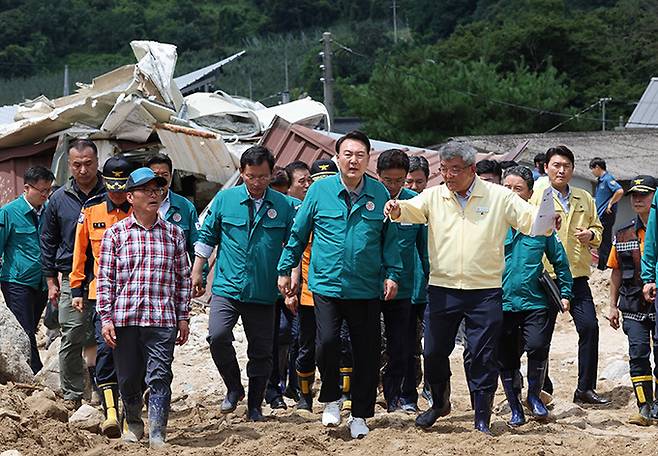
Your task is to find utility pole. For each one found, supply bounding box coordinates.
[320,32,334,128]
[63,65,69,96]
[392,0,398,43]
[282,46,290,104]
[599,97,612,131]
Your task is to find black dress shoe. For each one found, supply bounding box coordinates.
[269,396,288,410]
[573,389,610,405]
[247,407,266,422]
[284,385,300,402]
[221,390,245,413]
[387,398,401,413]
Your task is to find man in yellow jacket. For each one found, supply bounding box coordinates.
[531,145,606,405]
[385,142,539,434]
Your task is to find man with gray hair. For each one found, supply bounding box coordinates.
[385,142,542,434]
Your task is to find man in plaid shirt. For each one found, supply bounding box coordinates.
[97,167,191,449]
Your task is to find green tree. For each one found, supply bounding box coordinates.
[344,59,573,145]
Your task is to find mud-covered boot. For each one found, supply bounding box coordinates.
[501,370,526,427]
[527,360,549,419]
[148,394,170,449]
[296,371,315,412]
[629,376,653,426]
[99,383,121,438]
[415,381,451,428]
[122,396,144,443]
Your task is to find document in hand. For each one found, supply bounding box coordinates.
[530,186,555,237]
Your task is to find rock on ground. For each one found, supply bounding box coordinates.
[24,389,69,422]
[0,293,34,384]
[35,336,61,393]
[68,404,103,433]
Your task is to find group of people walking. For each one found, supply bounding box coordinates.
[0,131,657,447]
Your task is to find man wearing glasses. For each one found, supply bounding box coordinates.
[192,146,297,422]
[97,167,191,448]
[385,142,539,434]
[0,165,55,374]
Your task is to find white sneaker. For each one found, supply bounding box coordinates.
[348,415,369,439]
[321,400,342,427]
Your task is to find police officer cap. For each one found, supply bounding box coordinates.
[310,159,338,180]
[628,175,657,194]
[102,156,133,192]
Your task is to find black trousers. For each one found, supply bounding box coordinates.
[598,211,616,270]
[623,317,658,378]
[0,281,46,374]
[266,298,297,402]
[296,304,353,377]
[296,305,316,375]
[424,286,503,394]
[498,308,553,371]
[571,277,600,391]
[381,298,411,403]
[401,303,426,403]
[92,304,117,385]
[113,326,177,403]
[314,294,380,418]
[207,295,276,386]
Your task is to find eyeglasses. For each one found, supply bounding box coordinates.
[27,183,53,196]
[381,177,407,185]
[243,174,271,182]
[134,187,165,197]
[438,164,470,176]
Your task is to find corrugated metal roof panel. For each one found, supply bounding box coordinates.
[262,117,526,187]
[174,51,246,91]
[627,77,658,128]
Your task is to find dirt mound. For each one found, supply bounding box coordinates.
[0,384,105,455]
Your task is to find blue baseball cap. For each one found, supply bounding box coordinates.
[126,167,167,191]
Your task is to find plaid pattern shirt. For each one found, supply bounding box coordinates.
[96,214,191,328]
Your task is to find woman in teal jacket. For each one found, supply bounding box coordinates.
[500,166,573,427]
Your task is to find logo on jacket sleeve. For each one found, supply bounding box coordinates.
[365,201,375,211]
[267,208,278,219]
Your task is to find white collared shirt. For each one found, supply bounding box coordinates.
[159,191,171,219]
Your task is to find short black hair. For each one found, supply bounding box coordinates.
[270,166,290,190]
[534,153,546,166]
[335,130,371,155]
[499,160,518,170]
[68,138,98,156]
[240,145,275,172]
[284,160,310,182]
[377,149,410,174]
[476,159,502,178]
[408,156,430,178]
[503,165,534,192]
[146,153,173,173]
[545,145,575,166]
[589,157,606,170]
[24,165,55,185]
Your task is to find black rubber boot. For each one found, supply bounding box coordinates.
[527,359,548,419]
[296,371,314,412]
[247,376,267,422]
[473,391,493,435]
[122,396,144,443]
[415,381,451,428]
[219,358,245,413]
[501,370,526,427]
